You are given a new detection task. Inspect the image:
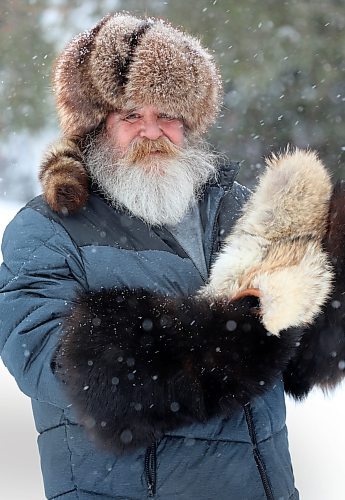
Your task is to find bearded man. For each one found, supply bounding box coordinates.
[1,13,345,500]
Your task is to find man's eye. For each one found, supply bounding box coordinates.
[124,113,141,122]
[159,114,178,121]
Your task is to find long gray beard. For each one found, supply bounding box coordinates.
[84,135,219,226]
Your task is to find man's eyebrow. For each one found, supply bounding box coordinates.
[119,107,141,116]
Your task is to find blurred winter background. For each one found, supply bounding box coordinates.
[0,0,344,498]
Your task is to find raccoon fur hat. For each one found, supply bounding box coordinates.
[52,13,221,138]
[40,12,222,214]
[202,149,334,336]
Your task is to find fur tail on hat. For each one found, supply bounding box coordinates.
[202,148,334,336]
[39,138,89,215]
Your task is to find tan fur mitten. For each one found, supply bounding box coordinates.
[202,149,334,336]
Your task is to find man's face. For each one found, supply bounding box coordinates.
[105,104,185,156]
[85,104,217,226]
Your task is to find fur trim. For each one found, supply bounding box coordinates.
[39,138,89,214]
[284,180,345,397]
[56,289,302,453]
[202,149,333,335]
[52,13,222,138]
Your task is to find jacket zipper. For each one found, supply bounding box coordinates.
[143,184,230,497]
[145,440,157,497]
[207,192,224,273]
[243,403,275,500]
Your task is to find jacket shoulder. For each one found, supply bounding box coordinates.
[1,196,79,275]
[3,196,59,249]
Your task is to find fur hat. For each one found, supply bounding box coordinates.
[52,13,222,138]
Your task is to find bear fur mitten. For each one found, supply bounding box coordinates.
[55,291,302,453]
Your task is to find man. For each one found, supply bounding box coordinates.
[1,13,345,500]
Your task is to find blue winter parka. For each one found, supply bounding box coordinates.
[0,165,299,500]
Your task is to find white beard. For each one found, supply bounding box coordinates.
[84,134,218,226]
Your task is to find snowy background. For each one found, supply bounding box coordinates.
[1,200,345,499]
[1,0,345,498]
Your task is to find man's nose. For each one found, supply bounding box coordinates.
[139,119,163,141]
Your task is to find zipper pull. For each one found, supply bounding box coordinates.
[145,440,157,497]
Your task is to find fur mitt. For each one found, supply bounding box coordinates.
[202,149,334,335]
[55,290,302,453]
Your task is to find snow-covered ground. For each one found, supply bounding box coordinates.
[0,198,344,500]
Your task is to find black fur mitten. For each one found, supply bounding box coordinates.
[56,289,301,453]
[284,180,345,397]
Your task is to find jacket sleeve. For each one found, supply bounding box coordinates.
[0,207,87,409]
[284,181,345,398]
[283,291,345,399]
[56,288,302,453]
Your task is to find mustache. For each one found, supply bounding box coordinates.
[123,137,181,164]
